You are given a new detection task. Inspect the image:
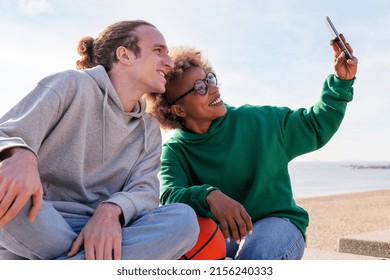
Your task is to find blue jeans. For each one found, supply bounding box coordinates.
[226,217,305,260]
[0,200,199,260]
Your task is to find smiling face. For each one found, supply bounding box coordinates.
[167,66,227,134]
[128,25,173,94]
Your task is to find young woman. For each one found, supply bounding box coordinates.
[146,37,358,260]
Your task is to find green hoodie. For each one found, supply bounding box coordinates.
[159,74,355,238]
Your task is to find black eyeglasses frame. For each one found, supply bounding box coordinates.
[169,72,217,105]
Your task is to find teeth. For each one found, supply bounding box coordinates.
[209,97,222,106]
[157,71,165,78]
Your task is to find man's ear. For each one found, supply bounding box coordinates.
[116,46,133,65]
[171,104,186,118]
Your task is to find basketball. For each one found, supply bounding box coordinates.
[180,216,226,260]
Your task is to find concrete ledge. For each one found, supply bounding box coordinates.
[302,248,384,260]
[338,229,390,258]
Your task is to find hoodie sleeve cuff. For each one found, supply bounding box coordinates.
[199,186,220,212]
[0,137,38,158]
[332,74,356,87]
[104,193,137,226]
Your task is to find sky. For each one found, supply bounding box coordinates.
[0,0,389,162]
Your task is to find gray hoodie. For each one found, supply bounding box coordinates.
[0,65,161,225]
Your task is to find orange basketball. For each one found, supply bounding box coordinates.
[180,216,226,260]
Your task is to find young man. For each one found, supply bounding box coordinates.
[0,20,198,260]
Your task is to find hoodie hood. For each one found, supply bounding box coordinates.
[83,65,149,161]
[173,104,231,143]
[84,65,147,118]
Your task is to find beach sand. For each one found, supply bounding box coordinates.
[296,189,390,252]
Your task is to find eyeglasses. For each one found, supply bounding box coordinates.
[170,72,217,104]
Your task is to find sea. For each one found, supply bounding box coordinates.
[288,161,390,199]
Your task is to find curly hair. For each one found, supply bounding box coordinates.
[76,20,155,71]
[146,46,214,130]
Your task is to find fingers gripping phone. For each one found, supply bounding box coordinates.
[325,16,352,59]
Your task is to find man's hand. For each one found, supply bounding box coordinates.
[206,190,252,244]
[68,203,123,260]
[332,34,358,80]
[0,148,43,226]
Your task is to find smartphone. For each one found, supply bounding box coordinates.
[325,16,352,59]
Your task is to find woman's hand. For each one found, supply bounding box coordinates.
[206,190,252,244]
[332,34,358,80]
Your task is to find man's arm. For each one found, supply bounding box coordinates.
[67,202,123,260]
[68,119,162,260]
[0,147,43,226]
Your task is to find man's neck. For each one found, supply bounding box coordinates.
[108,67,144,113]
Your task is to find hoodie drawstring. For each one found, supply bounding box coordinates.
[101,92,150,162]
[102,89,109,163]
[141,116,148,154]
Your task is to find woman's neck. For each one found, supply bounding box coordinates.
[184,119,212,134]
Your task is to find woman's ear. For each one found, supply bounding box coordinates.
[171,104,186,118]
[116,46,133,65]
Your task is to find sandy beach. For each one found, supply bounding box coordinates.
[296,189,390,252]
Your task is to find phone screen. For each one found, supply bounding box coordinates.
[325,16,352,59]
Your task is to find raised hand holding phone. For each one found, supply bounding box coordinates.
[325,16,358,80]
[325,16,353,59]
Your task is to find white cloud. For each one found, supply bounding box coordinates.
[17,0,52,16]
